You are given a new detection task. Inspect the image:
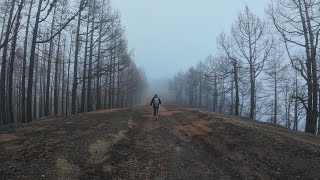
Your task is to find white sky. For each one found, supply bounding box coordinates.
[111,0,270,79]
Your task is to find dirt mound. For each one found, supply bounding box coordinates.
[1,105,320,179]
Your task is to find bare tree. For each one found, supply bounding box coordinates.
[232,6,273,119]
[8,0,24,123]
[268,0,320,134]
[71,0,86,115]
[264,44,288,124]
[80,9,90,113]
[217,32,241,116]
[44,3,57,116]
[26,0,44,122]
[21,0,34,123]
[0,0,16,124]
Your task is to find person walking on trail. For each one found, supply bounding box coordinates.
[150,94,162,119]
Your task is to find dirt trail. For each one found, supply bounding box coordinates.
[1,106,320,179]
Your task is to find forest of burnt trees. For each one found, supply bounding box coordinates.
[0,0,147,125]
[1,0,320,136]
[169,1,320,135]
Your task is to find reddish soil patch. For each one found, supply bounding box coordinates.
[0,134,18,142]
[175,120,212,136]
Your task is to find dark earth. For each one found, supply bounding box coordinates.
[1,105,320,179]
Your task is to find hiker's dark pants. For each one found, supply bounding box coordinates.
[153,107,159,117]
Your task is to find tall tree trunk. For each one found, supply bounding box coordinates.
[311,34,318,134]
[54,20,62,115]
[1,12,7,122]
[87,0,96,112]
[233,61,239,116]
[96,14,103,110]
[206,78,209,110]
[230,81,234,115]
[45,5,57,116]
[249,64,255,119]
[274,73,277,124]
[17,66,22,123]
[1,0,16,124]
[287,87,291,129]
[21,0,34,123]
[50,83,53,112]
[116,58,120,108]
[219,82,225,113]
[81,14,90,113]
[111,50,116,108]
[305,66,313,133]
[303,0,318,134]
[296,0,316,134]
[119,71,123,108]
[8,0,24,123]
[42,45,47,118]
[66,37,72,115]
[104,73,108,109]
[61,40,66,115]
[39,44,44,119]
[33,43,40,120]
[213,74,217,112]
[294,78,298,131]
[108,54,112,109]
[71,0,85,115]
[58,52,62,114]
[27,0,43,122]
[40,42,47,118]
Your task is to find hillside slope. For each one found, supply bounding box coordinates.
[1,106,320,179]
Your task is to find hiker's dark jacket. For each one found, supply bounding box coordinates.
[150,97,161,108]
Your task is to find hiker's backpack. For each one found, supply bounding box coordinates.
[154,97,160,107]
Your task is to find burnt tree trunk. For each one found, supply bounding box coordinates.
[33,43,40,120]
[71,0,85,115]
[54,19,62,115]
[21,0,34,122]
[81,14,90,113]
[87,0,96,112]
[1,0,16,124]
[66,36,72,115]
[61,40,66,115]
[8,0,24,123]
[27,0,43,122]
[96,13,103,110]
[45,5,57,116]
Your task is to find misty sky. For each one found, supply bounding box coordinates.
[111,0,270,80]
